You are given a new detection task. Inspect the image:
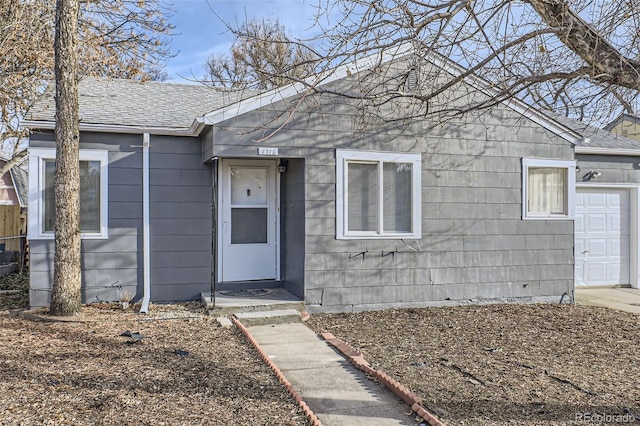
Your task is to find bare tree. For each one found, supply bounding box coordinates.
[0,0,55,173]
[50,0,81,316]
[34,0,171,315]
[228,0,640,125]
[204,18,317,90]
[0,0,172,177]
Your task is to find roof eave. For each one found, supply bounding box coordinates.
[575,146,640,156]
[22,119,203,137]
[9,170,26,208]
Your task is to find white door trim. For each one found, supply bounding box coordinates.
[575,183,639,289]
[216,159,280,282]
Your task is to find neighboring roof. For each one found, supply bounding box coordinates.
[603,113,640,132]
[551,114,640,155]
[10,165,28,208]
[25,77,258,135]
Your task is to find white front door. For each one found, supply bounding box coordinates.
[575,188,630,286]
[220,159,278,282]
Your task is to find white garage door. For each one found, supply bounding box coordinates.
[575,188,630,286]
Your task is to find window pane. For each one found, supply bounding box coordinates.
[80,161,101,232]
[231,208,267,244]
[43,160,101,233]
[383,163,412,232]
[347,163,378,232]
[528,167,566,215]
[231,167,267,206]
[43,161,55,232]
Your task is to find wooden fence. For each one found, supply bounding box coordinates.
[0,205,23,251]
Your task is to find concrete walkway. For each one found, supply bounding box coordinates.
[575,287,640,313]
[247,323,417,426]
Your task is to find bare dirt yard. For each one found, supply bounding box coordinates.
[0,303,308,426]
[307,304,640,425]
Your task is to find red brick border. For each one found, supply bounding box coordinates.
[231,316,322,426]
[321,332,446,426]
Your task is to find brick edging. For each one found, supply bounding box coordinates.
[320,332,446,426]
[231,316,322,426]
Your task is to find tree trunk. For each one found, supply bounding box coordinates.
[50,0,81,316]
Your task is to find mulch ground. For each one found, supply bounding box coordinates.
[306,303,640,425]
[0,303,308,425]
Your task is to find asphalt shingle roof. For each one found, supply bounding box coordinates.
[552,114,640,150]
[27,77,640,153]
[27,77,257,129]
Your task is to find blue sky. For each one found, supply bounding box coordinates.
[165,0,323,82]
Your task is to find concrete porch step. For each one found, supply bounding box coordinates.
[234,309,302,326]
[201,288,304,316]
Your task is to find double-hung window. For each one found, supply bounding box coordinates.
[336,150,421,239]
[522,158,575,220]
[29,148,109,239]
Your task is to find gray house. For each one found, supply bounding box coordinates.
[23,49,638,312]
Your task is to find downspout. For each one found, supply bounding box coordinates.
[140,133,151,313]
[210,157,218,308]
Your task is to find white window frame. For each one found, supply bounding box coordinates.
[28,148,109,239]
[336,149,421,239]
[522,158,575,220]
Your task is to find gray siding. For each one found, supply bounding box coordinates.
[281,158,305,297]
[29,132,211,307]
[149,135,212,301]
[211,77,575,312]
[576,154,640,184]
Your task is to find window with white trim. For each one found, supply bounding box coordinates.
[29,148,109,239]
[522,158,575,220]
[336,150,421,239]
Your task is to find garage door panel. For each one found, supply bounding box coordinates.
[608,266,629,283]
[586,239,607,258]
[607,192,629,209]
[584,263,607,284]
[608,237,630,259]
[585,214,607,233]
[575,188,630,286]
[585,192,607,207]
[607,213,626,232]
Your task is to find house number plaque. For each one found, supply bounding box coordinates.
[257,147,278,156]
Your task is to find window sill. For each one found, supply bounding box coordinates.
[337,234,421,240]
[522,215,573,221]
[28,232,109,240]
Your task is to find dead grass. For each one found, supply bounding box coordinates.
[306,303,640,425]
[0,303,308,425]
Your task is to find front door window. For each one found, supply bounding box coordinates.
[230,167,268,244]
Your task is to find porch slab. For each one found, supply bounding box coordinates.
[201,287,304,315]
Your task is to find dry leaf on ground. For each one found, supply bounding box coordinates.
[307,304,640,426]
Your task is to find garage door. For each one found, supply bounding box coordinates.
[575,188,630,286]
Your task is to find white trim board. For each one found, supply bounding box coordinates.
[575,147,640,156]
[216,158,281,282]
[521,158,576,220]
[28,148,109,240]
